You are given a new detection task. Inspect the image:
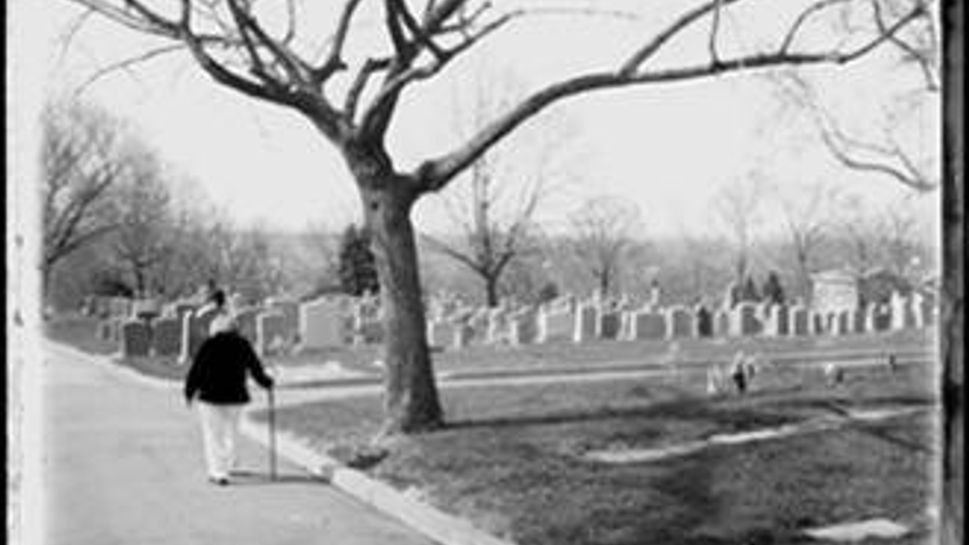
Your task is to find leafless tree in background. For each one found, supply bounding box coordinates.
[712,175,765,285]
[772,181,840,300]
[568,196,642,297]
[423,68,573,307]
[111,144,174,297]
[41,100,125,296]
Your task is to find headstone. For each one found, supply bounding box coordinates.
[918,291,935,327]
[791,306,809,335]
[538,305,574,343]
[132,299,161,322]
[764,304,789,336]
[427,320,453,348]
[714,309,731,337]
[902,295,918,329]
[256,311,288,356]
[453,323,473,349]
[573,303,598,343]
[695,306,713,337]
[665,306,693,339]
[178,306,220,364]
[852,307,867,334]
[232,307,259,343]
[486,307,511,344]
[109,297,132,318]
[151,317,181,357]
[836,310,852,335]
[300,297,351,349]
[266,298,300,342]
[873,304,892,331]
[598,308,623,340]
[630,311,666,341]
[509,307,539,346]
[889,291,907,330]
[98,318,121,343]
[121,320,151,357]
[733,303,760,336]
[811,312,826,335]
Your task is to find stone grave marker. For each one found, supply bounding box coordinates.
[598,308,623,340]
[234,307,260,343]
[791,306,809,335]
[300,297,351,349]
[695,306,713,337]
[256,311,288,356]
[573,303,598,343]
[121,320,151,357]
[630,311,666,341]
[665,306,693,339]
[151,317,181,357]
[509,307,539,346]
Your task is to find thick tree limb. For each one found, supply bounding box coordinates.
[416,1,927,192]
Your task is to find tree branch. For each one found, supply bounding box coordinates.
[620,0,745,76]
[779,0,850,53]
[73,44,187,97]
[416,1,927,192]
[313,0,363,84]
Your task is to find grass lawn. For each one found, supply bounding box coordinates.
[260,361,940,545]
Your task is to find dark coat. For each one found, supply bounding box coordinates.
[184,331,274,404]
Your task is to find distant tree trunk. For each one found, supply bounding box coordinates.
[484,275,500,308]
[351,151,443,434]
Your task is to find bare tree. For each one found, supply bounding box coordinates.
[66,0,930,433]
[41,99,125,296]
[712,175,765,284]
[772,181,840,300]
[568,196,642,297]
[422,72,571,307]
[111,144,175,297]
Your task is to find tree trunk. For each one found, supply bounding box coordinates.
[484,274,500,308]
[355,167,444,434]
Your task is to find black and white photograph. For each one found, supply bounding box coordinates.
[7,1,963,544]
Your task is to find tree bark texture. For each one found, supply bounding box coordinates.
[352,158,444,434]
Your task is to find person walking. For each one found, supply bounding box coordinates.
[184,298,274,485]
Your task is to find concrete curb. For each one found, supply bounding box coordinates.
[239,415,516,545]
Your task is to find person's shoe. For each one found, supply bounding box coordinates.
[208,476,230,486]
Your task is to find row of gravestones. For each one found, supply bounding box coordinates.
[103,297,302,361]
[424,291,935,349]
[108,294,381,359]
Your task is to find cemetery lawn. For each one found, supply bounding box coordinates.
[259,361,940,545]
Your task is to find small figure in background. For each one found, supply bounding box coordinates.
[886,353,898,372]
[824,362,845,387]
[730,351,754,395]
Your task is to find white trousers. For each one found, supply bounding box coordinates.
[197,402,244,479]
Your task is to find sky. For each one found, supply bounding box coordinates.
[29,0,941,239]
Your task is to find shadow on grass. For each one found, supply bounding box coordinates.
[443,395,797,434]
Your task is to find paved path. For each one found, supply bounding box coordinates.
[40,342,436,545]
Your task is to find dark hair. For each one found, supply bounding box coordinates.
[209,289,226,308]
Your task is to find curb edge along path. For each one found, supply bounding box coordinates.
[47,340,516,545]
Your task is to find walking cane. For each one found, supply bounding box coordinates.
[268,387,277,481]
